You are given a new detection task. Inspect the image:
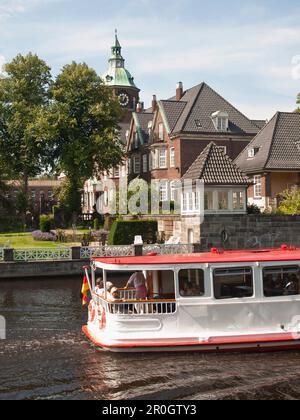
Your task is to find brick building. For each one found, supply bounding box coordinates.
[235,112,300,211]
[127,81,264,194]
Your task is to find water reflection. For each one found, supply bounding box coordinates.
[0,277,300,400]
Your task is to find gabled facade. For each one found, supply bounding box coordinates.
[235,112,300,211]
[127,82,263,192]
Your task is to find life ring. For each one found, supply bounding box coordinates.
[88,301,96,323]
[98,305,106,330]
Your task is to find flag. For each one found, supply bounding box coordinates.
[81,275,90,306]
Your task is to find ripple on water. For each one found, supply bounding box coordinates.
[1,277,300,400]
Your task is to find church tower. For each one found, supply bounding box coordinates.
[102,30,140,123]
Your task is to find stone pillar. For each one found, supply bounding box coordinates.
[71,246,81,260]
[133,244,143,256]
[4,248,14,262]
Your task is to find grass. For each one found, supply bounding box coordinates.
[0,232,81,249]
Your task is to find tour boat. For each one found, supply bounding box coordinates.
[82,245,300,353]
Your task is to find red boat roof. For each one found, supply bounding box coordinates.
[92,246,300,266]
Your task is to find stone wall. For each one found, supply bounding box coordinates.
[199,215,300,251]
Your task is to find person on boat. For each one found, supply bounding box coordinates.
[107,287,121,301]
[125,272,148,300]
[95,278,104,295]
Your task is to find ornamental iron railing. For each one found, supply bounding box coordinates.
[13,248,72,262]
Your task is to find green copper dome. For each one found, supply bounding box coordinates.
[102,31,138,89]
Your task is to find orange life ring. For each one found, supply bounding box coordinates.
[98,305,106,330]
[88,302,96,323]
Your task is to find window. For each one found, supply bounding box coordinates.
[218,117,228,131]
[254,175,262,198]
[142,155,148,173]
[179,269,205,297]
[213,267,253,300]
[217,146,227,155]
[48,190,53,200]
[170,181,177,201]
[263,266,300,297]
[128,158,132,175]
[195,119,202,128]
[159,148,167,168]
[134,132,139,149]
[160,181,168,202]
[133,156,140,174]
[31,191,36,200]
[170,147,175,168]
[114,166,120,178]
[158,123,164,141]
[218,191,229,210]
[151,150,158,169]
[204,191,214,211]
[233,191,245,210]
[248,147,259,158]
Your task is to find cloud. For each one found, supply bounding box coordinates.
[0,55,6,73]
[0,0,64,21]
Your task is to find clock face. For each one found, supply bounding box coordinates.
[118,92,130,107]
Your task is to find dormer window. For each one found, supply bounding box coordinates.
[248,147,259,158]
[148,121,153,136]
[211,111,229,132]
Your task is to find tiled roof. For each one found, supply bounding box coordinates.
[161,82,260,135]
[182,142,250,185]
[235,112,300,172]
[251,119,267,130]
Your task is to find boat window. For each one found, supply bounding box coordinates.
[213,267,253,300]
[179,269,205,297]
[263,266,300,297]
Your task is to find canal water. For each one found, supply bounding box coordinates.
[1,277,300,400]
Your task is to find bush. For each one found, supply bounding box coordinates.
[39,214,54,232]
[108,220,157,245]
[247,204,261,215]
[0,216,23,233]
[32,230,57,242]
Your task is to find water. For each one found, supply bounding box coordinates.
[1,277,300,400]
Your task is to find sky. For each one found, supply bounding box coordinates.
[0,0,300,120]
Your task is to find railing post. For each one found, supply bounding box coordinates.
[4,248,14,262]
[71,246,81,260]
[133,244,143,257]
[193,243,202,253]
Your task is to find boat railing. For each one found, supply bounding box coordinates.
[93,293,176,316]
[118,288,136,300]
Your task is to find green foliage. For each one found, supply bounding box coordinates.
[0,216,23,233]
[39,214,54,232]
[93,218,100,231]
[56,179,82,222]
[35,62,125,217]
[0,53,52,207]
[247,204,261,214]
[108,220,157,245]
[278,187,300,215]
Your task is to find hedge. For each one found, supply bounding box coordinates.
[108,220,157,245]
[39,214,54,233]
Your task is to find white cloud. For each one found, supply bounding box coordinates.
[0,0,64,21]
[0,55,6,73]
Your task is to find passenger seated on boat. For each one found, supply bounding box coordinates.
[95,278,104,296]
[107,287,121,301]
[125,272,148,300]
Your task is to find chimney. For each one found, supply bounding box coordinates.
[176,82,183,101]
[152,95,158,113]
[136,102,143,113]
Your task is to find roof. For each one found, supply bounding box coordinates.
[92,246,300,267]
[235,112,300,172]
[251,119,267,130]
[6,179,62,187]
[159,82,260,136]
[118,122,130,145]
[182,142,250,185]
[133,112,154,145]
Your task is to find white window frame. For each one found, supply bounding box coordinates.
[170,147,175,167]
[159,148,167,169]
[158,123,164,141]
[160,181,168,202]
[254,175,262,198]
[142,154,148,173]
[133,156,140,174]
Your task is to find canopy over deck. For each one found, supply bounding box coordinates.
[92,246,300,270]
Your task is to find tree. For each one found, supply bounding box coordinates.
[0,53,52,223]
[296,92,300,113]
[278,187,300,215]
[37,62,124,221]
